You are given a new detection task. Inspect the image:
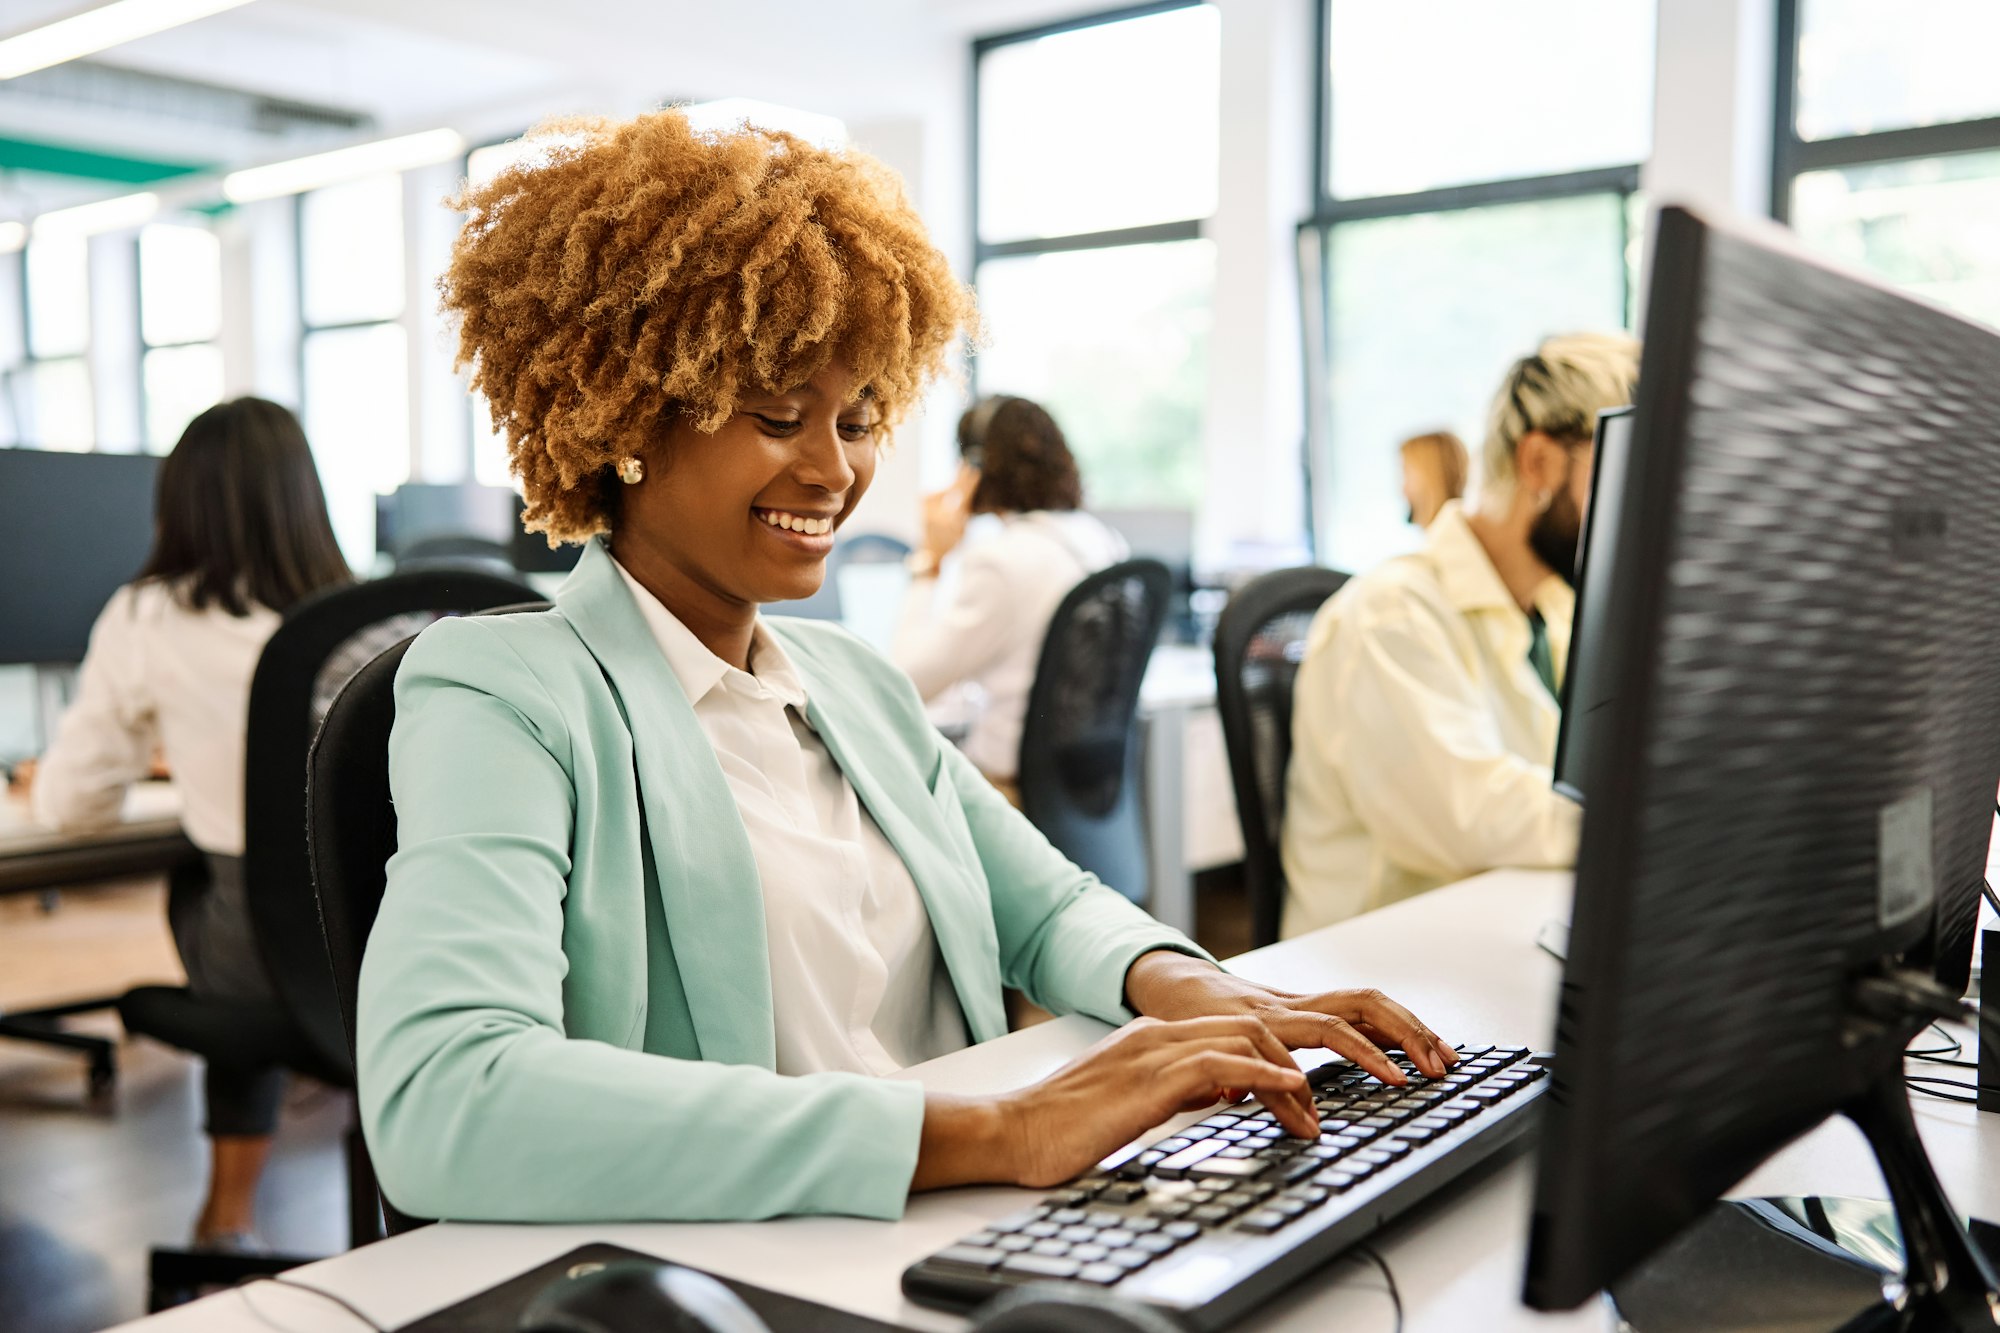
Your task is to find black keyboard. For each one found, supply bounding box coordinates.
[903,1044,1549,1329]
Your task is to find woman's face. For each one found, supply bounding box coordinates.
[620,358,880,608]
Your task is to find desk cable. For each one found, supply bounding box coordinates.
[1353,1246,1404,1333]
[236,1275,387,1332]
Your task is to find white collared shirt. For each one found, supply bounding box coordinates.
[892,510,1127,780]
[1279,502,1583,935]
[33,580,280,856]
[612,558,971,1077]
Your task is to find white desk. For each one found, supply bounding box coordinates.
[0,780,192,896]
[107,870,1998,1332]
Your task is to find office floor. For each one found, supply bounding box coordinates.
[0,883,347,1333]
[0,869,1254,1333]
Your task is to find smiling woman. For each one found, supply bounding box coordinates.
[356,107,1457,1230]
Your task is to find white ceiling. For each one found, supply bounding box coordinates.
[0,0,1106,168]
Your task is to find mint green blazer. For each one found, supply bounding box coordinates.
[356,538,1209,1223]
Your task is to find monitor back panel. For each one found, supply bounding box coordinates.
[1527,207,2000,1307]
[0,449,161,665]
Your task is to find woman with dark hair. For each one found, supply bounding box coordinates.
[25,395,350,1249]
[891,395,1127,798]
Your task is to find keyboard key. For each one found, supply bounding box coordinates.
[1022,1222,1060,1239]
[1077,1263,1127,1286]
[1189,1157,1270,1179]
[1191,1205,1236,1224]
[995,1235,1034,1252]
[1283,1185,1330,1206]
[1163,1221,1203,1241]
[1237,1210,1289,1234]
[1058,1226,1098,1243]
[935,1246,1005,1269]
[1002,1254,1081,1280]
[1108,1249,1154,1271]
[1047,1189,1090,1207]
[1214,1128,1250,1141]
[1084,1211,1123,1229]
[1356,1149,1394,1166]
[1153,1138,1229,1178]
[1152,1201,1195,1220]
[1030,1240,1071,1257]
[1153,1137,1194,1155]
[1097,1229,1135,1249]
[1133,1233,1180,1254]
[1099,1182,1147,1205]
[1395,1125,1440,1144]
[1138,1150,1167,1168]
[961,1231,1000,1248]
[1049,1209,1087,1225]
[1214,1192,1256,1210]
[1216,1147,1256,1160]
[1183,1189,1218,1204]
[1269,1197,1311,1217]
[1070,1244,1109,1263]
[1316,1169,1362,1191]
[1279,1158,1321,1183]
[1198,1112,1243,1128]
[1123,1217,1161,1233]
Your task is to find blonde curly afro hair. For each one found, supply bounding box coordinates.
[441,110,978,543]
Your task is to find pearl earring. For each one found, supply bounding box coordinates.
[618,457,644,485]
[1536,489,1552,511]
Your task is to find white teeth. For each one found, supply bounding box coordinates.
[759,510,831,536]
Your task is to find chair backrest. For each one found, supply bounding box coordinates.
[307,600,547,1237]
[243,568,539,1085]
[1212,566,1349,948]
[1017,558,1172,900]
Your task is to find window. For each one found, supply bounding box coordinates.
[1775,0,2000,330]
[20,237,94,450]
[1306,0,1653,572]
[138,222,225,453]
[299,174,409,566]
[972,2,1220,513]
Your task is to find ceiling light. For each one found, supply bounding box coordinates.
[0,0,258,80]
[32,191,160,238]
[222,128,466,203]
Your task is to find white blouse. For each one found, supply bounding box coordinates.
[612,558,971,1077]
[33,580,280,857]
[892,510,1127,780]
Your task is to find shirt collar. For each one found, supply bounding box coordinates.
[610,555,809,711]
[1424,501,1517,616]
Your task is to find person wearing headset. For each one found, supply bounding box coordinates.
[356,109,1459,1225]
[891,396,1126,804]
[19,397,353,1250]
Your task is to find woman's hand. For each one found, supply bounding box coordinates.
[1122,950,1460,1086]
[913,1015,1317,1191]
[5,757,35,798]
[914,464,978,573]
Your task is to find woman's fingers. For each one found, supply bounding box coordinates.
[1280,990,1459,1078]
[1266,1011,1407,1084]
[1162,1051,1316,1138]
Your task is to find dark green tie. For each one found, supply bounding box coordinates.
[1526,610,1558,701]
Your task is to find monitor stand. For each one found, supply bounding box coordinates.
[1609,1071,2000,1331]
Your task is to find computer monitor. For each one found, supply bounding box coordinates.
[375,483,518,559]
[0,448,161,664]
[1550,405,1634,802]
[1524,206,2000,1328]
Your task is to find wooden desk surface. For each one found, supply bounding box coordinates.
[0,783,197,895]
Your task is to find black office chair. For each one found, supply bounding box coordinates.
[120,568,537,1307]
[1212,566,1349,949]
[307,600,550,1237]
[1017,559,1172,902]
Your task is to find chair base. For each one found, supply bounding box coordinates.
[145,1245,320,1313]
[0,995,119,1106]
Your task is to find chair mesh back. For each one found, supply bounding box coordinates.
[243,568,539,1083]
[1018,559,1171,896]
[1213,567,1349,947]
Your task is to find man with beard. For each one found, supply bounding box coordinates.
[1277,333,1640,935]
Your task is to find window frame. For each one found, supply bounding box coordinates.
[15,241,96,450]
[968,0,1214,385]
[1299,0,1646,559]
[134,220,224,454]
[1769,0,2000,221]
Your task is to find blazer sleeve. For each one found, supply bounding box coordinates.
[356,618,924,1224]
[937,740,1218,1025]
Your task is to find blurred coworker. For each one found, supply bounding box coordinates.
[1280,334,1640,935]
[27,397,352,1249]
[891,396,1126,798]
[1399,429,1468,529]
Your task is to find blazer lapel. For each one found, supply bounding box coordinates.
[555,540,776,1069]
[775,625,1009,1045]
